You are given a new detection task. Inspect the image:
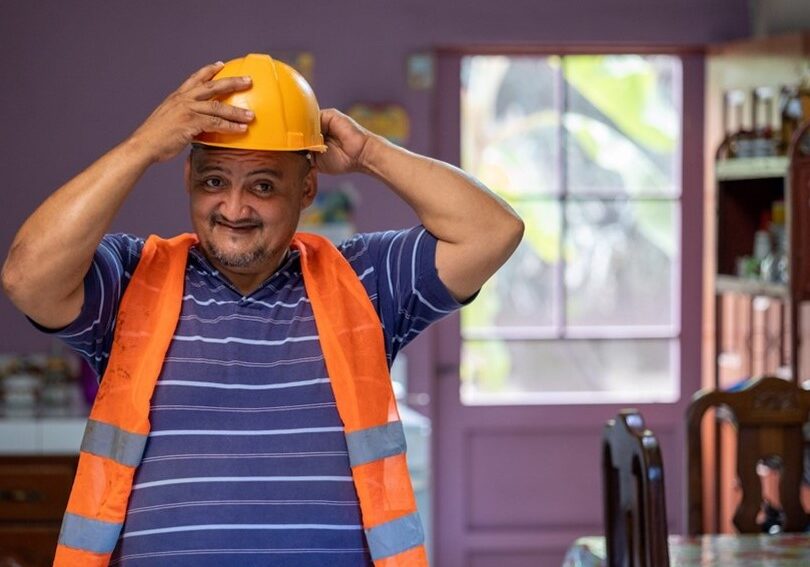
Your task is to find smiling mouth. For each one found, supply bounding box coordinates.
[209,211,263,233]
[211,215,262,232]
[216,222,260,233]
[214,222,259,236]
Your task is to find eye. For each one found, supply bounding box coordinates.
[202,177,225,190]
[253,181,274,195]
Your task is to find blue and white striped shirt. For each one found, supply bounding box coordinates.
[36,227,462,566]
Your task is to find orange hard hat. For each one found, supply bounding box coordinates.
[194,53,327,153]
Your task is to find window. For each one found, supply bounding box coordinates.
[460,54,682,404]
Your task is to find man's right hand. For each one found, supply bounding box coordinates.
[2,60,257,330]
[129,62,255,164]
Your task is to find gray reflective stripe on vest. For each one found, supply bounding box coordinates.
[81,419,148,467]
[345,421,407,467]
[59,512,122,553]
[366,511,425,560]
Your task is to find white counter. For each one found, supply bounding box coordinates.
[0,417,86,454]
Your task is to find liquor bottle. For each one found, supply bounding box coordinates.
[779,85,802,154]
[723,89,749,159]
[752,86,777,157]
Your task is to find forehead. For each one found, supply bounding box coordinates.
[190,146,301,174]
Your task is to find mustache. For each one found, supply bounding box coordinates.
[209,212,263,228]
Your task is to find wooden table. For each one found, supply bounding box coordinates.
[562,534,810,566]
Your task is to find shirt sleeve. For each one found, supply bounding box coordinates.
[339,225,476,362]
[27,233,144,378]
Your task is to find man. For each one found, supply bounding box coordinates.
[2,54,523,566]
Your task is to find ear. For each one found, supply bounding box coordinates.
[300,166,318,209]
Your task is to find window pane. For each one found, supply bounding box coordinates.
[462,55,560,198]
[459,53,682,405]
[565,200,679,328]
[564,55,681,197]
[461,339,678,404]
[461,200,561,331]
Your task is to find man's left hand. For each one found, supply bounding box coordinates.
[314,109,377,175]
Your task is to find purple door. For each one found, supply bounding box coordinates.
[423,50,706,566]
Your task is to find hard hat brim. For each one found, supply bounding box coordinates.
[194,140,328,153]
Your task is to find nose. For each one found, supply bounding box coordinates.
[219,187,251,222]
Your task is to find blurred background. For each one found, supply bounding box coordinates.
[2,2,810,566]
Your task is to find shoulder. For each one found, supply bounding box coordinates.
[338,227,431,261]
[98,233,145,268]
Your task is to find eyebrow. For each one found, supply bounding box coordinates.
[195,164,231,175]
[246,168,284,179]
[194,164,283,179]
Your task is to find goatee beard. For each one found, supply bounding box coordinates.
[205,212,268,268]
[206,239,269,269]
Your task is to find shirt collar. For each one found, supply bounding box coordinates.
[188,243,299,295]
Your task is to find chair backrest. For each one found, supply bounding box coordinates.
[602,410,670,567]
[686,375,810,534]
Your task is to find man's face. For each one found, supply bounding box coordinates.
[185,146,317,280]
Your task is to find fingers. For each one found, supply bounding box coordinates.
[191,99,254,135]
[177,61,225,93]
[180,66,255,134]
[187,75,255,135]
[191,100,254,124]
[174,63,256,138]
[201,114,249,135]
[190,75,252,101]
[320,107,338,124]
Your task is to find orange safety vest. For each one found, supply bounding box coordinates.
[53,232,428,567]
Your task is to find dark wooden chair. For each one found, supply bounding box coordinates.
[686,375,810,534]
[602,410,670,567]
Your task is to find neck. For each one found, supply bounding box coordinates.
[204,249,290,296]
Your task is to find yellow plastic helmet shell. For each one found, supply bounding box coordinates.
[194,53,327,153]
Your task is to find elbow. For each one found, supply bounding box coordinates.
[2,243,34,307]
[1,257,22,304]
[502,211,525,258]
[479,211,524,273]
[512,214,525,247]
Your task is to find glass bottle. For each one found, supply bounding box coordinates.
[723,89,748,159]
[752,86,777,157]
[779,85,802,154]
[753,229,772,280]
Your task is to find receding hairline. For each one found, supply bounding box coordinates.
[189,144,311,161]
[189,144,313,178]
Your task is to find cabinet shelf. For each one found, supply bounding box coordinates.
[716,156,789,181]
[713,134,810,384]
[715,275,787,298]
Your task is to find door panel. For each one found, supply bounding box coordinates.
[467,430,604,529]
[469,551,562,567]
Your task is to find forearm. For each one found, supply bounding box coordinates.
[2,136,153,308]
[361,135,521,245]
[359,135,523,298]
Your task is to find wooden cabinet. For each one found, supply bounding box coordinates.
[0,456,77,567]
[703,33,810,535]
[707,33,810,388]
[709,143,810,535]
[714,141,810,386]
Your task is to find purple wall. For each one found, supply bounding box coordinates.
[1,1,748,354]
